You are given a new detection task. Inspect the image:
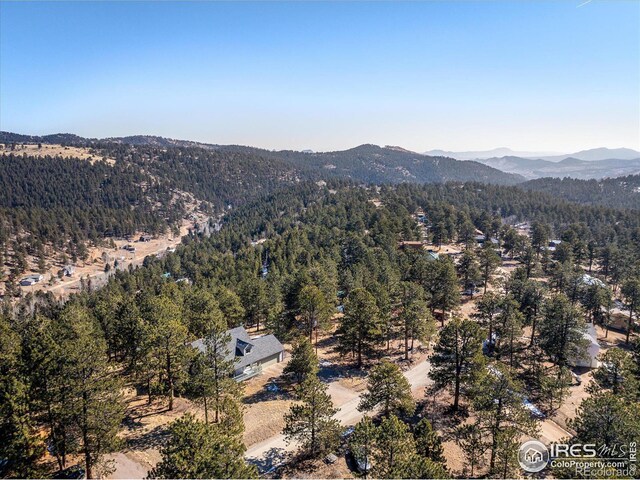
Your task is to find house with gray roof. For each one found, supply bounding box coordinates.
[191,326,285,381]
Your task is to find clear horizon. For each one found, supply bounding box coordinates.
[1,1,639,152]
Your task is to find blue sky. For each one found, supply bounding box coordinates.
[1,1,638,152]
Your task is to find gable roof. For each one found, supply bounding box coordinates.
[191,326,284,371]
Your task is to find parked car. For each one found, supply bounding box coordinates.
[349,450,371,474]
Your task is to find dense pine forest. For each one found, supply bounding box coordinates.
[521,174,640,210]
[1,175,640,478]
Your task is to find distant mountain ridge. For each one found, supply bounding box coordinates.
[423,147,560,160]
[424,146,640,162]
[537,147,640,162]
[0,132,524,185]
[476,155,640,180]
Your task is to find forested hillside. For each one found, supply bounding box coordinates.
[0,154,185,268]
[1,132,525,185]
[0,141,315,289]
[521,174,640,210]
[99,143,315,208]
[2,179,639,478]
[218,143,524,185]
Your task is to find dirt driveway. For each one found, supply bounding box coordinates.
[244,359,434,473]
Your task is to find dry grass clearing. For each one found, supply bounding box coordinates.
[0,143,116,164]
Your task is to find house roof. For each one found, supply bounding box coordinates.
[191,326,284,371]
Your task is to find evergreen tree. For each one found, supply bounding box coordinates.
[283,336,319,386]
[431,257,460,326]
[397,282,434,360]
[146,295,190,410]
[372,415,415,479]
[568,392,640,462]
[478,242,501,294]
[337,288,383,368]
[473,364,537,474]
[473,291,501,354]
[621,276,640,344]
[56,304,125,479]
[200,309,239,424]
[493,295,524,369]
[350,417,377,480]
[429,318,484,411]
[149,413,256,479]
[216,287,246,328]
[298,284,333,350]
[283,375,340,457]
[238,277,269,331]
[454,423,487,478]
[413,417,444,463]
[589,348,637,398]
[538,294,588,369]
[457,248,481,295]
[358,360,415,417]
[0,316,44,477]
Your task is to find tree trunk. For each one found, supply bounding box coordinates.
[166,343,174,411]
[626,308,633,344]
[453,374,460,411]
[404,323,409,360]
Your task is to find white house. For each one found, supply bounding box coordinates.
[569,323,600,369]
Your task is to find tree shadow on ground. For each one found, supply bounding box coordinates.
[246,447,289,475]
[125,424,170,451]
[417,394,469,442]
[243,377,293,405]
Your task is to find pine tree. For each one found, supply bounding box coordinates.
[494,295,524,369]
[473,291,501,354]
[200,308,239,423]
[298,284,333,350]
[432,258,460,326]
[589,348,637,398]
[56,304,125,479]
[429,318,484,411]
[337,288,383,368]
[350,417,377,479]
[283,375,340,457]
[146,295,190,410]
[283,336,318,386]
[358,360,415,417]
[413,417,444,463]
[372,415,415,479]
[538,293,588,369]
[569,391,640,449]
[458,248,481,295]
[397,282,434,360]
[478,242,501,294]
[149,413,257,479]
[0,316,44,477]
[216,287,246,328]
[473,363,537,474]
[454,423,487,478]
[621,276,640,344]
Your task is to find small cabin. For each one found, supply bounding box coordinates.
[20,274,44,286]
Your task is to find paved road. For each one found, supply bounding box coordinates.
[245,359,433,473]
